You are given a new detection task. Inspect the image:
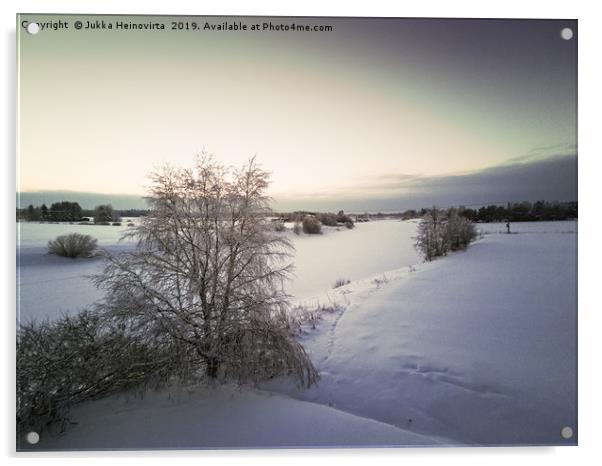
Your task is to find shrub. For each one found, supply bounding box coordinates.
[17,310,192,433]
[372,275,389,288]
[111,222,122,226]
[333,278,351,288]
[286,304,343,334]
[94,204,120,223]
[336,210,355,228]
[273,220,286,232]
[302,215,322,234]
[316,212,338,227]
[47,233,98,259]
[415,207,477,261]
[443,208,477,252]
[293,222,302,235]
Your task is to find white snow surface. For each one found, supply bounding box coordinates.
[26,385,439,450]
[287,220,420,301]
[16,219,577,449]
[17,219,420,322]
[267,220,577,446]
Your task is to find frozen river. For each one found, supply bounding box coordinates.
[17,219,422,322]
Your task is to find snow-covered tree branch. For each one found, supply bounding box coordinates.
[94,154,318,385]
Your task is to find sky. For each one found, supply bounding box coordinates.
[17,16,577,211]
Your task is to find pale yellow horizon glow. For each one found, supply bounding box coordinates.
[18,15,576,201]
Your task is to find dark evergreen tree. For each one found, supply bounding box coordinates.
[49,201,83,221]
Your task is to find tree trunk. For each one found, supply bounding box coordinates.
[206,357,219,379]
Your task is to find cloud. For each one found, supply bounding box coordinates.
[273,153,577,212]
[401,153,577,205]
[505,143,577,164]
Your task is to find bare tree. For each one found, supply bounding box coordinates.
[94,155,318,387]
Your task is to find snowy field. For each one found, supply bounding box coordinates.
[17,220,138,323]
[16,219,577,449]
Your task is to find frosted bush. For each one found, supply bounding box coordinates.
[415,208,477,261]
[16,310,190,433]
[302,215,322,234]
[333,278,351,288]
[47,233,98,258]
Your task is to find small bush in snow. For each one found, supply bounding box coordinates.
[273,220,286,232]
[415,207,477,261]
[293,222,302,235]
[47,233,98,258]
[333,278,351,288]
[111,222,122,226]
[287,304,343,334]
[372,274,389,288]
[337,210,355,228]
[316,212,338,227]
[302,215,322,234]
[94,204,120,224]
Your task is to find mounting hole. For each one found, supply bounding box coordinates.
[560,27,573,40]
[26,431,40,444]
[26,22,40,35]
[560,426,573,439]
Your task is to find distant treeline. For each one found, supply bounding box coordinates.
[449,201,577,223]
[17,200,577,224]
[16,201,141,223]
[18,201,83,222]
[384,201,577,223]
[102,208,150,218]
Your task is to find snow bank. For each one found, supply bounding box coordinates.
[22,385,440,450]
